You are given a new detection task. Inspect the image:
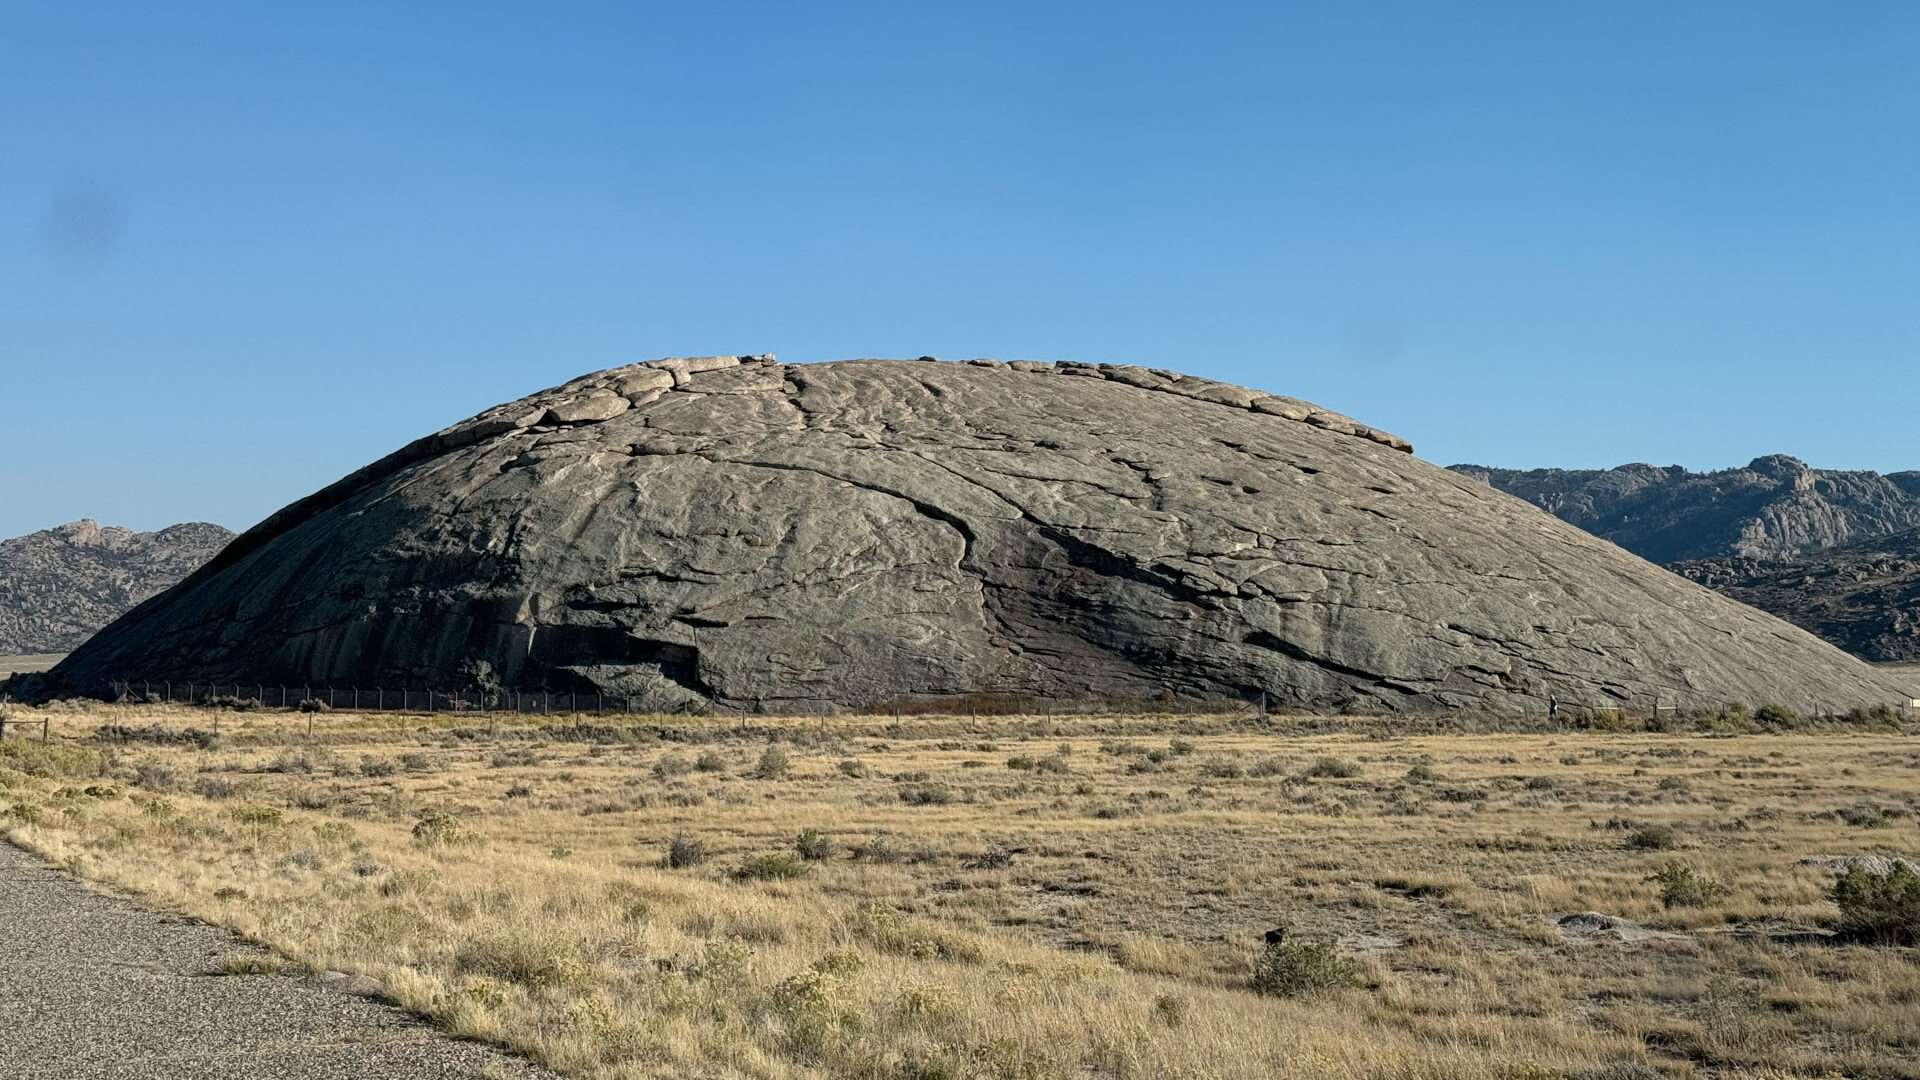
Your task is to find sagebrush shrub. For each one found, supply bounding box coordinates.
[411,811,479,848]
[667,833,706,869]
[1832,862,1920,944]
[794,829,835,861]
[1647,862,1729,908]
[734,853,809,881]
[133,762,176,791]
[1250,937,1360,998]
[1628,824,1680,851]
[754,745,792,779]
[898,783,954,806]
[192,775,237,799]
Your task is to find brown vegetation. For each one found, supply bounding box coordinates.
[1,701,1917,1079]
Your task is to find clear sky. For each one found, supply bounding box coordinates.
[3,1,1916,538]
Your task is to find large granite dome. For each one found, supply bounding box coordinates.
[52,356,1912,713]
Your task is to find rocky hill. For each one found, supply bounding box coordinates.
[1448,457,1920,564]
[1673,529,1920,663]
[45,356,1909,713]
[0,520,234,654]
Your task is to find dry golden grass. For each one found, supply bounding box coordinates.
[2,701,1917,1079]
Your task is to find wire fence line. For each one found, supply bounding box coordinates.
[109,680,639,716]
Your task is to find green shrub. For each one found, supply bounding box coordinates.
[1837,804,1890,829]
[1304,756,1360,779]
[652,754,692,779]
[1844,703,1901,729]
[1250,937,1360,998]
[667,833,706,869]
[1627,824,1680,851]
[734,854,809,881]
[753,745,792,779]
[1831,862,1920,944]
[1700,702,1753,734]
[1753,703,1801,729]
[454,934,590,988]
[192,776,237,799]
[0,740,107,780]
[852,835,903,863]
[899,783,955,806]
[1647,862,1729,908]
[794,829,835,861]
[411,811,479,848]
[694,750,726,772]
[133,762,176,791]
[851,902,983,963]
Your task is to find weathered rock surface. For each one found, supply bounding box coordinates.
[1450,457,1920,564]
[0,520,234,654]
[48,358,1913,713]
[1673,528,1920,663]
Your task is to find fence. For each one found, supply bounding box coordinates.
[108,681,639,716]
[0,714,50,742]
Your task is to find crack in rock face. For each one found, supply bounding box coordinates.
[52,358,1914,714]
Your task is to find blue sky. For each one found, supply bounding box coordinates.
[3,1,1916,537]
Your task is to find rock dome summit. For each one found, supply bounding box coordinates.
[50,356,1914,713]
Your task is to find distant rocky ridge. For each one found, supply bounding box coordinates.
[0,520,234,654]
[1448,456,1920,564]
[1674,529,1920,664]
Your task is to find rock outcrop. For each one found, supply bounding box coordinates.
[49,357,1912,713]
[0,520,234,654]
[1450,458,1920,564]
[1674,528,1920,663]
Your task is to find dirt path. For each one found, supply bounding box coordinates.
[0,843,556,1080]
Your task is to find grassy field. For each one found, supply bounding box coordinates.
[0,701,1915,1080]
[0,654,65,676]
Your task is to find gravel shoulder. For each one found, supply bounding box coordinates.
[0,842,556,1080]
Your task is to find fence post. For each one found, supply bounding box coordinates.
[42,718,50,744]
